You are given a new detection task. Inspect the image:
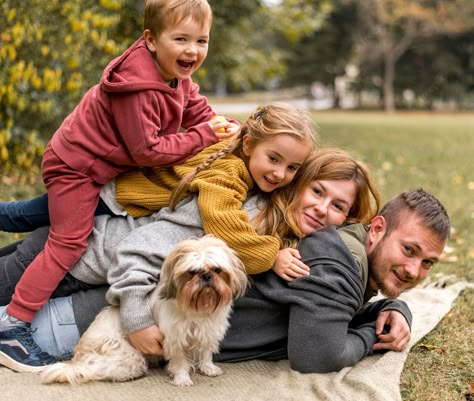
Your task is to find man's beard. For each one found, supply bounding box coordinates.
[368,240,403,299]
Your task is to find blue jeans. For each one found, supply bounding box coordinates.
[0,226,101,306]
[0,193,114,232]
[0,297,80,360]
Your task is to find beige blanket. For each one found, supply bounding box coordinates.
[1,281,471,401]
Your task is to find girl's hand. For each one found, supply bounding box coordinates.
[272,248,310,282]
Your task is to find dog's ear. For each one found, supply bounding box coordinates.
[157,255,178,300]
[229,254,249,298]
[158,281,177,300]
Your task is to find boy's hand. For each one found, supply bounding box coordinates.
[128,324,164,355]
[272,248,310,282]
[209,116,238,141]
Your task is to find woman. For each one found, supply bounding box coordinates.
[0,147,384,365]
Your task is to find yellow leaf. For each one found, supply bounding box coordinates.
[417,343,447,353]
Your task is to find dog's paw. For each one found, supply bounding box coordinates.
[170,372,193,387]
[198,362,223,377]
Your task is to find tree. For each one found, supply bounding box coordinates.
[353,0,474,111]
[282,0,358,104]
[0,0,134,176]
[205,0,330,94]
[395,30,474,109]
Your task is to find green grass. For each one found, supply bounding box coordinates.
[311,111,474,401]
[0,111,473,400]
[228,110,474,400]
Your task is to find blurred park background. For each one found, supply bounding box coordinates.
[1,1,473,400]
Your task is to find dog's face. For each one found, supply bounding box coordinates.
[158,236,248,314]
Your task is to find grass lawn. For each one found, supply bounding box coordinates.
[0,111,472,400]
[309,111,474,401]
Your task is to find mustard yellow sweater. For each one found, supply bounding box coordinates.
[115,141,280,274]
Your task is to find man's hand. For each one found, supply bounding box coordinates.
[127,325,164,355]
[373,310,411,352]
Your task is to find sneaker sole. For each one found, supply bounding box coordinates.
[0,351,49,373]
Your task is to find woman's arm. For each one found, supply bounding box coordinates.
[104,197,207,334]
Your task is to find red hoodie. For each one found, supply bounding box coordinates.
[50,37,218,184]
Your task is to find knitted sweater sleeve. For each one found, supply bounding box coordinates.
[104,225,162,333]
[114,169,177,218]
[191,163,281,274]
[114,141,233,218]
[104,198,206,333]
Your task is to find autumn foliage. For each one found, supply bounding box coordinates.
[0,0,139,177]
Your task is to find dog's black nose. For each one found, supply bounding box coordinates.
[200,272,211,282]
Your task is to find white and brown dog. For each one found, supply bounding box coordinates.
[41,235,248,386]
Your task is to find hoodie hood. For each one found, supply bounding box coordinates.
[100,37,177,94]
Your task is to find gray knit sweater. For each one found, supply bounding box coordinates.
[70,195,259,333]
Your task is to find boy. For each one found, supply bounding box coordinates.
[0,0,236,373]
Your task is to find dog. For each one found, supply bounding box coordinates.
[40,235,248,386]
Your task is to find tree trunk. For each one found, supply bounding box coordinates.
[384,51,396,112]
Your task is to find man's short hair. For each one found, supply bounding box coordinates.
[380,188,451,242]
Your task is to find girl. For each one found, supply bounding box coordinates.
[111,102,316,275]
[0,147,381,360]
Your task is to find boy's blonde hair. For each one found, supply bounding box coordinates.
[144,0,213,36]
[169,102,317,210]
[252,147,381,247]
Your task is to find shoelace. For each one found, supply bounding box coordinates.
[15,326,43,354]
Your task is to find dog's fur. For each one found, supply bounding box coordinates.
[40,235,248,386]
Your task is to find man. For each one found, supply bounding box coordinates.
[215,188,450,373]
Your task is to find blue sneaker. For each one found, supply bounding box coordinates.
[0,325,56,373]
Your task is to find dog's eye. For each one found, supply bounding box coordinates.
[188,271,197,276]
[213,266,222,274]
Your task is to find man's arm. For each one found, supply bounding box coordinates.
[286,228,377,373]
[349,297,412,351]
[286,268,376,373]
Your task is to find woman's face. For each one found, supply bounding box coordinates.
[296,179,357,235]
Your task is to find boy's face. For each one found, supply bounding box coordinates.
[144,17,210,84]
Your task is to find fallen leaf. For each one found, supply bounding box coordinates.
[468,248,474,259]
[465,381,474,401]
[417,343,447,353]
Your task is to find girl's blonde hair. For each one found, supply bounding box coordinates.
[252,147,381,248]
[169,102,317,209]
[144,0,213,36]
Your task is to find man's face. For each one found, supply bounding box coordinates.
[367,213,446,298]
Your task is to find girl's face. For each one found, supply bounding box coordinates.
[242,134,310,192]
[145,17,210,84]
[296,179,357,235]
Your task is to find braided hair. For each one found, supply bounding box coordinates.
[169,102,317,210]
